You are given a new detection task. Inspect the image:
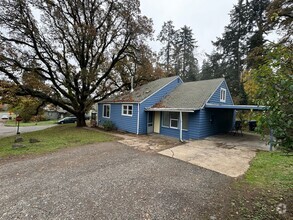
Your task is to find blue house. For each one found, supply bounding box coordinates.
[98,76,262,140]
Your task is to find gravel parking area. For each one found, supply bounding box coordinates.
[0,142,233,219]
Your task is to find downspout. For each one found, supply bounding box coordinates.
[136,103,140,135]
[179,111,183,142]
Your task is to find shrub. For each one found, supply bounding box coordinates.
[102,120,116,131]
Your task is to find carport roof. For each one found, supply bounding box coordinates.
[205,103,267,111]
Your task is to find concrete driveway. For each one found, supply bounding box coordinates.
[0,122,56,138]
[0,142,233,219]
[159,133,269,178]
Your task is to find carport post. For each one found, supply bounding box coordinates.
[269,129,273,151]
[179,111,183,142]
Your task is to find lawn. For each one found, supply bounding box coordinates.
[245,151,293,190]
[228,151,293,219]
[0,124,118,158]
[4,120,57,127]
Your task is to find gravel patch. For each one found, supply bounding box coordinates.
[0,142,233,219]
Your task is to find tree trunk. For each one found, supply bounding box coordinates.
[76,112,87,127]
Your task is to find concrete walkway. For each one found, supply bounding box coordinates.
[159,133,270,178]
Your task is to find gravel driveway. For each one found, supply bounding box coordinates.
[0,142,232,220]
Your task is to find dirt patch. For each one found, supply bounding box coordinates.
[84,127,183,152]
[117,133,183,152]
[223,182,293,220]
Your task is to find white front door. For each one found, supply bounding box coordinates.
[154,112,160,133]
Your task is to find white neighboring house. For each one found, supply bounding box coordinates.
[43,105,68,120]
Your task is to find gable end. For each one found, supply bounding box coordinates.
[206,80,234,105]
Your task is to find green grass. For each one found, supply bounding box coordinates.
[244,151,293,190]
[4,120,57,127]
[0,124,117,158]
[230,152,293,219]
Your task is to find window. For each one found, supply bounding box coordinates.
[170,112,179,128]
[162,112,188,130]
[182,113,188,130]
[122,104,133,116]
[220,88,226,102]
[103,104,110,118]
[162,112,169,127]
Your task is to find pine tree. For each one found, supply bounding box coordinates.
[157,21,177,75]
[200,0,271,104]
[157,22,199,81]
[173,26,199,81]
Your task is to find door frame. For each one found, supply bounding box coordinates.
[147,112,154,134]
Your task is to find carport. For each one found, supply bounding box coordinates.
[205,103,271,150]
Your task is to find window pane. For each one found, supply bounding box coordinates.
[103,105,110,117]
[162,112,169,127]
[128,105,132,115]
[103,105,106,117]
[170,119,178,128]
[182,113,188,130]
[106,106,109,117]
[170,112,179,120]
[122,105,127,115]
[220,89,226,102]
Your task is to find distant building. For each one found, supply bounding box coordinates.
[43,105,68,120]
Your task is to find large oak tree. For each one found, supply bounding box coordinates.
[0,0,152,126]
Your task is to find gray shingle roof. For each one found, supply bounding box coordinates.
[152,78,225,110]
[101,76,180,103]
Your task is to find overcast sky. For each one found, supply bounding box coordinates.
[140,0,238,62]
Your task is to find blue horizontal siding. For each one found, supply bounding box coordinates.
[160,126,189,140]
[139,77,182,134]
[186,111,200,139]
[98,103,138,134]
[208,80,234,105]
[197,109,234,138]
[159,112,197,140]
[159,109,234,140]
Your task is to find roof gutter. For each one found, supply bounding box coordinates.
[205,103,267,111]
[145,107,196,112]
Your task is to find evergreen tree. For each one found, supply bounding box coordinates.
[173,26,199,81]
[157,23,199,81]
[200,51,227,80]
[157,20,177,75]
[200,0,271,104]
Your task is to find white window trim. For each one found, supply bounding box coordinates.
[170,118,178,129]
[121,104,133,117]
[162,112,169,128]
[102,104,110,118]
[220,88,226,103]
[162,112,189,130]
